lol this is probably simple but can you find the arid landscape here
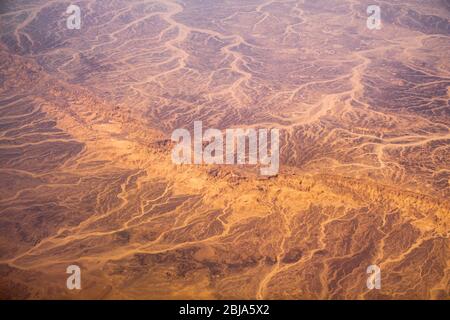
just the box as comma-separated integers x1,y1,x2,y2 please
0,0,449,299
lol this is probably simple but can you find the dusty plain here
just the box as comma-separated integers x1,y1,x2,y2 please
0,0,449,299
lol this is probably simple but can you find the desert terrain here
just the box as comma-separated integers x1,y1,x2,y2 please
0,0,449,299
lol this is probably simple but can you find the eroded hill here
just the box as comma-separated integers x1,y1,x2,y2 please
0,0,449,299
